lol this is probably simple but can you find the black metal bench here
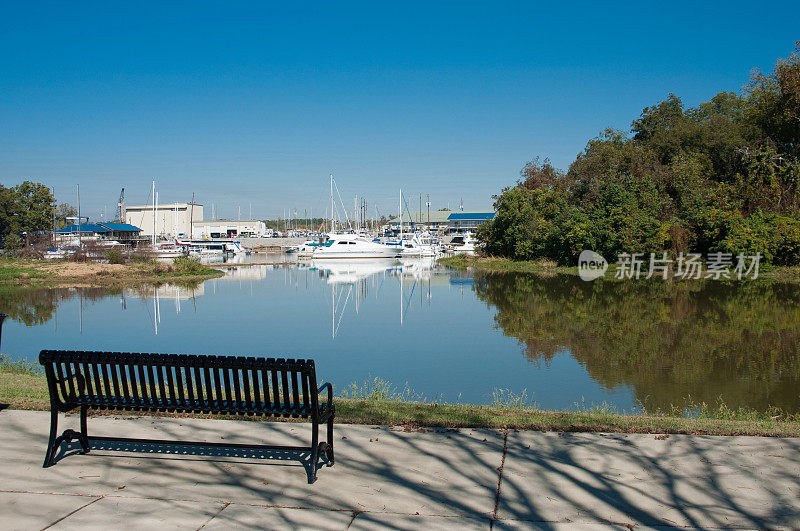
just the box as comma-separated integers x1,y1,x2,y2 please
39,350,335,482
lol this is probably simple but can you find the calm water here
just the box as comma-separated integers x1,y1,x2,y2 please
2,256,799,412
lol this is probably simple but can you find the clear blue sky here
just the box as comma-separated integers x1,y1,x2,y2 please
1,2,798,221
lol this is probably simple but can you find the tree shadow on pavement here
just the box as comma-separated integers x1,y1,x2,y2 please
5,412,800,529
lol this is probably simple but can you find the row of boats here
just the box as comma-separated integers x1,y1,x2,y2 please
288,232,476,259
44,237,249,260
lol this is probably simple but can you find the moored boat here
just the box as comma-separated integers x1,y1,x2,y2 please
312,233,401,259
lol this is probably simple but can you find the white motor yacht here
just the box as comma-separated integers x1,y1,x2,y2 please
450,233,477,256
312,233,401,259
400,232,438,258
152,242,185,259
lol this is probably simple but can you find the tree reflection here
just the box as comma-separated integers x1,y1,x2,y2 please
0,287,122,326
474,273,800,412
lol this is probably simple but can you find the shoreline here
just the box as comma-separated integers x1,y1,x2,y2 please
0,257,225,288
3,366,799,437
438,255,800,282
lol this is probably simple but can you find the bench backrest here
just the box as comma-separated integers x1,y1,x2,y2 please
39,350,320,418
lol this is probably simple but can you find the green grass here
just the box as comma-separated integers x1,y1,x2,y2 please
0,258,50,283
438,256,574,275
2,364,798,436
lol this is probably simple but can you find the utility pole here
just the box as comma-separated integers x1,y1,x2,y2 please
51,187,56,247
426,194,431,231
77,184,82,248
189,192,195,238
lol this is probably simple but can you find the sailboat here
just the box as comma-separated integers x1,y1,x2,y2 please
149,180,185,259
312,175,401,259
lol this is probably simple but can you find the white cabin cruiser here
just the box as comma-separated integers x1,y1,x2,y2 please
312,233,401,259
450,233,477,256
400,232,438,258
176,238,248,255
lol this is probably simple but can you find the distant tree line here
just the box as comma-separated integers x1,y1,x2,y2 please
479,43,800,265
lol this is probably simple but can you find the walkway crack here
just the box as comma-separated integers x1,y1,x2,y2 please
345,510,362,529
197,501,230,530
490,429,509,528
40,495,103,531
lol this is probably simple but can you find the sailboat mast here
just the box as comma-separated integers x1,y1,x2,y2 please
399,189,402,238
77,184,81,248
330,174,334,233
151,180,156,245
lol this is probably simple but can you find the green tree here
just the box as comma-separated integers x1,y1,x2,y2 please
481,43,800,266
0,181,56,248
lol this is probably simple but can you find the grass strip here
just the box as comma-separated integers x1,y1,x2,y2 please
3,367,798,437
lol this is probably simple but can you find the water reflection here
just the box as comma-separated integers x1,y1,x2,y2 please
2,265,799,411
473,273,800,411
0,287,121,327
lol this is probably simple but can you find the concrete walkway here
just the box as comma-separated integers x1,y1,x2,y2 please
1,409,799,529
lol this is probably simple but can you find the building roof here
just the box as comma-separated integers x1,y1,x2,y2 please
387,210,453,225
56,222,142,234
100,223,142,232
447,212,495,221
192,219,263,226
125,203,202,209
56,223,110,234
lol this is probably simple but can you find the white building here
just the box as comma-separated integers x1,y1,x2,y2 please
191,219,267,238
125,203,204,238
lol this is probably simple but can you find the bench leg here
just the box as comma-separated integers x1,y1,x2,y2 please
326,415,335,465
43,408,59,468
79,405,91,454
309,419,320,483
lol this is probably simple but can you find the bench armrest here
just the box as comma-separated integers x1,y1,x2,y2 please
317,382,333,411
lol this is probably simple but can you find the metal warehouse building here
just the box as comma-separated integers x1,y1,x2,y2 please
191,220,267,238
125,203,203,238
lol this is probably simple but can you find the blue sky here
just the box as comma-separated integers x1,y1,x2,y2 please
1,2,798,221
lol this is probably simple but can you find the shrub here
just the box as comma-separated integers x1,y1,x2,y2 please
172,255,207,274
105,249,126,264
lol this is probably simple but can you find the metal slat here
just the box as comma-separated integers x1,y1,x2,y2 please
270,362,282,413
203,365,214,412
222,365,234,411
300,364,311,416
280,360,291,416
239,364,252,413
290,363,301,417
250,360,262,410
231,367,243,412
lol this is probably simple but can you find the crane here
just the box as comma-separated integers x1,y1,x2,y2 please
116,188,125,222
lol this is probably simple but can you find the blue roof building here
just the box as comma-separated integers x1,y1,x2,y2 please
446,212,495,232
55,222,143,243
